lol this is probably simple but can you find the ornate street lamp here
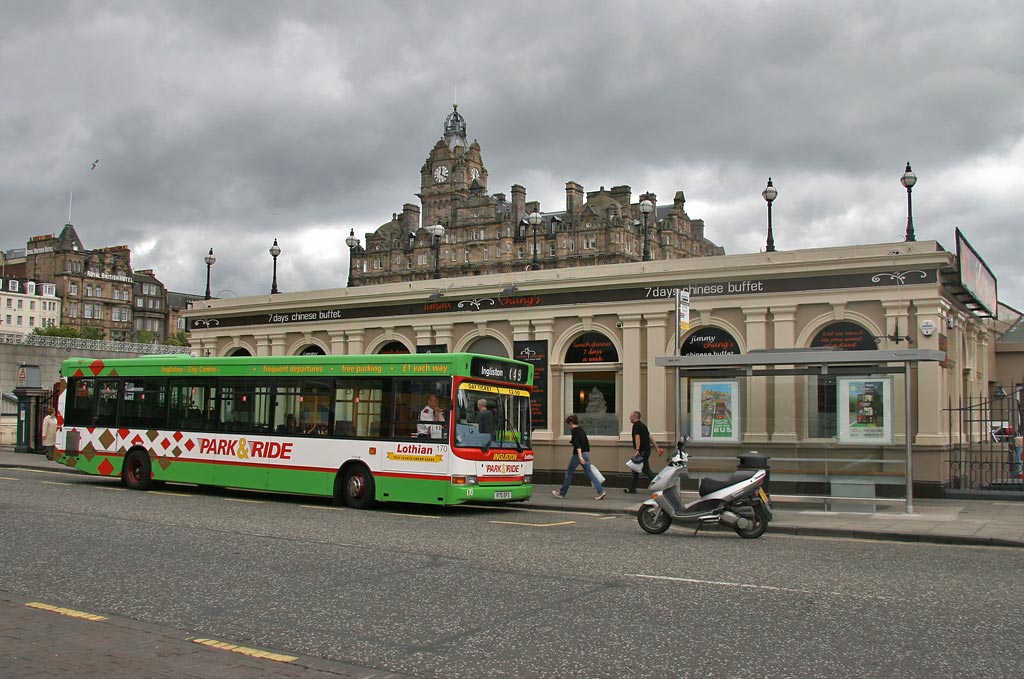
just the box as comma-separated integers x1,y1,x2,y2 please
427,223,445,279
527,211,542,270
762,178,778,253
901,162,917,242
640,198,654,261
345,228,360,287
269,238,281,294
203,247,216,300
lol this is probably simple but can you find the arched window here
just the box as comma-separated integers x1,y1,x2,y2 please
465,336,508,358
298,345,326,356
680,327,740,356
563,332,619,435
377,341,410,355
808,321,875,438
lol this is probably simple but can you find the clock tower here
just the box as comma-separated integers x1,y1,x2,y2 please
419,104,487,228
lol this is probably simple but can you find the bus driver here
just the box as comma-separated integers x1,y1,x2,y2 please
417,393,445,439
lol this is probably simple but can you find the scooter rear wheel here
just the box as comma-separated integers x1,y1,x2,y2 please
638,504,672,534
733,503,768,539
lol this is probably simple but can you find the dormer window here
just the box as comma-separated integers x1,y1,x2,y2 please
7,280,18,292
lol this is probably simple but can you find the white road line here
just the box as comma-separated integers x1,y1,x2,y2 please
489,520,576,527
630,573,899,601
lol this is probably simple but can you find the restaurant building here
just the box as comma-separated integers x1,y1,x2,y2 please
186,235,1004,499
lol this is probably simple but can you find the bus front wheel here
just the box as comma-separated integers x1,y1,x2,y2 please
122,450,153,490
340,465,375,510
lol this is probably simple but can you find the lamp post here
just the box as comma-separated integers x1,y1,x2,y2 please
640,198,654,261
901,162,917,242
527,211,542,270
203,248,216,300
345,229,359,287
269,238,281,294
427,223,445,279
762,177,777,253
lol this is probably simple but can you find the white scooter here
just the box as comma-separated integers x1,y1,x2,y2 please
637,437,773,538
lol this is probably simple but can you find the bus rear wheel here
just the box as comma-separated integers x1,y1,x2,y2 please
122,450,153,490
340,465,375,509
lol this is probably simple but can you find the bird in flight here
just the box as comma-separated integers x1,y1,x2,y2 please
91,159,99,169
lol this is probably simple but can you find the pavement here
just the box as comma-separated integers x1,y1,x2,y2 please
2,446,1023,549
2,445,1024,678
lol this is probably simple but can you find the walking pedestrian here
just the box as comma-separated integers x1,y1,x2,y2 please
553,415,606,500
42,407,58,460
624,410,662,494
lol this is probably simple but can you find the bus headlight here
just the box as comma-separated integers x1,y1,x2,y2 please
523,475,532,483
452,475,478,486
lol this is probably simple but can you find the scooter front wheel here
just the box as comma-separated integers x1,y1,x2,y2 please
638,504,672,534
733,503,768,539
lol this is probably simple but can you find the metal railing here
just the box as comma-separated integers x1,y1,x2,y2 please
0,332,191,355
947,384,1023,492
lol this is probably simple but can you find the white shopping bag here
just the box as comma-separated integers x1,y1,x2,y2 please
590,464,606,484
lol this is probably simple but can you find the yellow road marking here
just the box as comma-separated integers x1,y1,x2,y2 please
224,498,262,503
152,491,191,496
489,520,576,527
26,602,107,621
300,505,344,511
95,485,123,490
41,481,72,486
0,476,18,481
190,638,298,663
389,512,440,519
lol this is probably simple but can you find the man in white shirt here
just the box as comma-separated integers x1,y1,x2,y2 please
417,394,445,439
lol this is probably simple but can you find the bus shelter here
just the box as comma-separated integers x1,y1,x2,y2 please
655,348,946,513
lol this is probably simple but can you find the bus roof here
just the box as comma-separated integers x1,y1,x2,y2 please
60,352,534,385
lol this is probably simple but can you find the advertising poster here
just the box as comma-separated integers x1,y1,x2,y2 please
514,339,548,430
837,377,892,443
691,380,740,442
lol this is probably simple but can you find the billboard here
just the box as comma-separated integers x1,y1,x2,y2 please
956,228,997,317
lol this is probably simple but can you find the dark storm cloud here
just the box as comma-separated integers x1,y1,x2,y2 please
2,0,1023,308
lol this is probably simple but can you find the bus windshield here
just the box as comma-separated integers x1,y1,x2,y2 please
454,383,531,451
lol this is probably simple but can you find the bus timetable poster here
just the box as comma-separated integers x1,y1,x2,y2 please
691,380,739,443
838,377,893,444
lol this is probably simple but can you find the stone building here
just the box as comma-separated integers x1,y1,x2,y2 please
349,106,724,286
21,224,136,341
0,276,60,335
133,269,169,341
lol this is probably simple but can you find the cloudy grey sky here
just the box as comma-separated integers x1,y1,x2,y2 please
3,1,1022,308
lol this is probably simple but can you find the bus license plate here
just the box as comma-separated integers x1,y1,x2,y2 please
494,491,512,500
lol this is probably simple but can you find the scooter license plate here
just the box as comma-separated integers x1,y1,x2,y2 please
757,488,769,503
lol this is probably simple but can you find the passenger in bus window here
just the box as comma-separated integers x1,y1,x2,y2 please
476,399,495,435
417,394,445,439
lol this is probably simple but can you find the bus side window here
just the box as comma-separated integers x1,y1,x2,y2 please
334,378,388,438
96,379,120,427
66,378,96,426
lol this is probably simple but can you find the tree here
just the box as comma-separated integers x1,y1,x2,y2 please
80,327,104,340
137,330,155,344
31,326,82,338
165,330,191,347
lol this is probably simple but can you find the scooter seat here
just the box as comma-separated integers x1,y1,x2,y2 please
698,470,758,496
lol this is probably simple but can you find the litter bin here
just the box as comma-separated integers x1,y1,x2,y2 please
737,450,770,493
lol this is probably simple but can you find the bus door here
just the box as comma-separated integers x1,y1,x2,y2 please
383,378,451,478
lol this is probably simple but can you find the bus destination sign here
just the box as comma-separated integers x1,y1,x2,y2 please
470,357,530,385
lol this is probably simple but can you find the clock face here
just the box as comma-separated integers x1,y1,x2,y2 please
433,165,449,183
470,168,480,181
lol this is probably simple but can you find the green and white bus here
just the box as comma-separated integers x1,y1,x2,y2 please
55,353,534,508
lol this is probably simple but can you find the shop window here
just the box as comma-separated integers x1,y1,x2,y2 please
807,321,875,438
563,332,619,436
